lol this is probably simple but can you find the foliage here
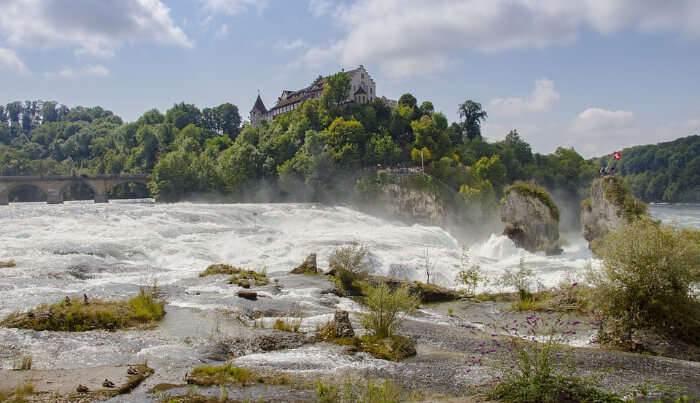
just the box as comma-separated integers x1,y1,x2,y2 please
599,135,700,202
329,242,370,293
188,364,253,385
1,287,165,331
601,176,648,221
458,100,487,140
480,311,623,403
316,377,418,403
505,181,560,221
454,246,485,295
588,217,700,345
363,283,419,338
0,92,610,211
495,257,539,302
273,316,302,332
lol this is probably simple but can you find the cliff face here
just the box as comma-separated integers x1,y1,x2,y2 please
500,185,562,255
376,183,444,223
581,178,625,246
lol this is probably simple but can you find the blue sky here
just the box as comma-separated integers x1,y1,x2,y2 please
1,0,699,157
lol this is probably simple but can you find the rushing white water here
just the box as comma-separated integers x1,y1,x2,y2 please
0,201,697,374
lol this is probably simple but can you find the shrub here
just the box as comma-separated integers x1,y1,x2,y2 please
363,283,419,338
482,312,622,403
329,243,370,293
589,217,700,344
454,246,485,296
496,257,538,303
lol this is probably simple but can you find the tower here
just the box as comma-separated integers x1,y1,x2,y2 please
250,93,267,126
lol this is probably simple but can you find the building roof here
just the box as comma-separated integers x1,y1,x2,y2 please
354,86,367,95
251,94,267,113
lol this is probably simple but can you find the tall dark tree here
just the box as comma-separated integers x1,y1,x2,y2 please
458,100,487,140
165,102,202,130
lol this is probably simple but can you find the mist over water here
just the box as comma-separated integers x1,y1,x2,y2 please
0,201,697,373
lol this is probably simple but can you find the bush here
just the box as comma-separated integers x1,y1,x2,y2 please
482,311,622,403
454,246,485,295
589,217,700,344
329,243,370,294
363,283,419,338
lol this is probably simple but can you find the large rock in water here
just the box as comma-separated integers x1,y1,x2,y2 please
376,183,444,223
331,310,355,338
500,182,562,255
290,253,318,274
581,177,647,251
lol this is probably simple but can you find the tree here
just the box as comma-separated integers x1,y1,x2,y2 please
398,93,417,110
321,72,351,111
458,100,487,140
165,102,202,130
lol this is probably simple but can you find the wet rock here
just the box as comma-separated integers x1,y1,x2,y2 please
290,253,319,274
216,332,311,357
237,290,257,300
76,384,89,393
500,182,562,255
332,310,355,338
365,276,459,303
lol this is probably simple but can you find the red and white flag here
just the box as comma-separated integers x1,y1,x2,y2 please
613,152,621,160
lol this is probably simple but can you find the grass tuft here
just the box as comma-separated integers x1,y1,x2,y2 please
1,288,165,331
0,260,16,268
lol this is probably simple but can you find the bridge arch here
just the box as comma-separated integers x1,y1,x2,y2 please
4,183,47,203
106,181,150,200
59,179,98,202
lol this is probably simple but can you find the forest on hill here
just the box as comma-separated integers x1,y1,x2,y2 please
597,135,700,203
1,72,695,216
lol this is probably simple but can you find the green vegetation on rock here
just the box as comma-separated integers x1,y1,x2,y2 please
186,364,289,386
0,260,16,268
505,181,559,220
0,288,165,331
200,264,269,287
601,176,648,221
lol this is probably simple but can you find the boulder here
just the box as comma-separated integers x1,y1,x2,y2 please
331,310,355,338
290,253,319,274
500,182,562,255
236,291,257,300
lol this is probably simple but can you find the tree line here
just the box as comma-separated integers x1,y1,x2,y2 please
6,72,688,218
598,135,700,203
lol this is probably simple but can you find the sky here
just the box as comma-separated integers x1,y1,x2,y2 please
1,0,700,158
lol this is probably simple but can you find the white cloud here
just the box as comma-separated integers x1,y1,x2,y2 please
0,47,28,73
0,0,192,58
489,79,560,116
215,24,230,39
308,0,333,17
573,107,635,133
277,39,308,51
45,64,111,79
304,0,700,77
200,0,267,16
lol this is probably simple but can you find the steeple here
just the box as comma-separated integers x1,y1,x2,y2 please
251,93,267,113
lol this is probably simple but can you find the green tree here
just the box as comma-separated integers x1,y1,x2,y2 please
458,100,487,140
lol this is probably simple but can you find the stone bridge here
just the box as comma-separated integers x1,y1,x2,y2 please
0,175,150,205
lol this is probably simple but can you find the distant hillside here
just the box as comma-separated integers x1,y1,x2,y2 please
597,135,700,203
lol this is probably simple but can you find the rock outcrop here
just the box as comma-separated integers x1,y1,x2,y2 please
581,177,647,250
236,290,257,300
375,183,444,223
330,310,355,338
500,182,562,255
290,253,319,274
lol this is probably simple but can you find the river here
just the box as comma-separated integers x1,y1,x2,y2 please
0,201,697,390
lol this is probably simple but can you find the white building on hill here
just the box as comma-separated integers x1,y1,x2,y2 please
250,65,393,126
